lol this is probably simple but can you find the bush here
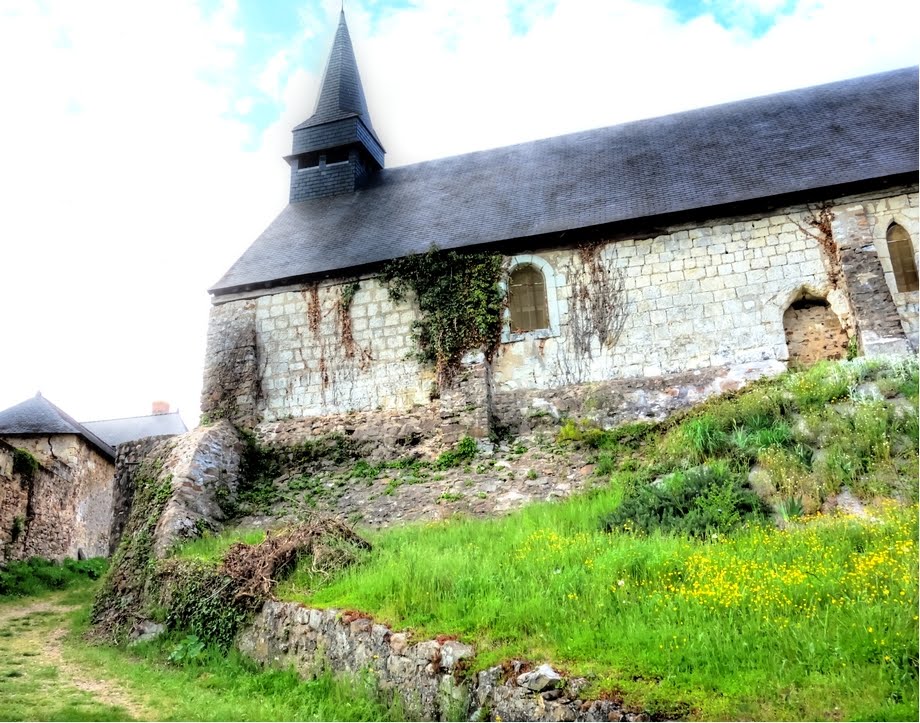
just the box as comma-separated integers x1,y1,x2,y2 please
0,557,107,598
602,461,765,538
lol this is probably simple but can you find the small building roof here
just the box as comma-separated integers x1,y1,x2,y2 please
81,411,188,448
0,393,115,460
210,66,919,296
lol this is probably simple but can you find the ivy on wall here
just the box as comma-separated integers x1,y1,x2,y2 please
381,247,506,384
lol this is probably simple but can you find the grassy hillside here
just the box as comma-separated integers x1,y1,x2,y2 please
177,356,919,720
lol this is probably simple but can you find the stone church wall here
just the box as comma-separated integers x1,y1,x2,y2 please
861,192,919,348
0,435,115,563
202,187,917,437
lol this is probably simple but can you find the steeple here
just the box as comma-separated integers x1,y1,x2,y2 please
286,11,385,202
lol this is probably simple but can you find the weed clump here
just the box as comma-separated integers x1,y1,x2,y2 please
11,448,39,480
434,436,478,470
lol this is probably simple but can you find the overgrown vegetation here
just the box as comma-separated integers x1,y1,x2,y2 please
0,557,107,599
90,453,175,643
602,461,766,537
81,357,917,720
269,357,918,721
380,246,505,383
434,435,478,470
11,448,39,480
225,431,365,516
94,510,370,652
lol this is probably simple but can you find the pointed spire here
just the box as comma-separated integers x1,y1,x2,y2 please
286,10,384,201
295,10,377,138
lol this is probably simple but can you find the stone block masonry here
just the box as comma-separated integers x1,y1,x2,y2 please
202,187,917,437
858,192,919,350
831,203,912,356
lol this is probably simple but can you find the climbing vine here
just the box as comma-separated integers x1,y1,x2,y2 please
90,452,176,643
555,242,628,385
380,247,506,384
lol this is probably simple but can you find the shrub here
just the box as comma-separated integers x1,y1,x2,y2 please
557,419,584,444
602,461,765,538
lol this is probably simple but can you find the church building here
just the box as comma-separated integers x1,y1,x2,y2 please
202,12,918,444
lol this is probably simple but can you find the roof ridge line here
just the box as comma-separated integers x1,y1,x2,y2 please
81,410,182,424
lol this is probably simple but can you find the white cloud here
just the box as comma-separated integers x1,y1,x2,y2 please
0,0,916,428
0,0,275,423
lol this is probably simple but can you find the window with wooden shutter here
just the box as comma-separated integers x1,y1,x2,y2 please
887,223,918,293
508,265,548,332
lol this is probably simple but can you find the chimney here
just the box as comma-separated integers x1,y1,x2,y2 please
152,401,170,415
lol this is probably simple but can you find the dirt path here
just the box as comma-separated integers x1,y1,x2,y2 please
0,592,152,721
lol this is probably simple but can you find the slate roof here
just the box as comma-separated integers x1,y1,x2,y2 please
0,393,115,460
82,412,188,448
211,66,919,296
293,10,381,145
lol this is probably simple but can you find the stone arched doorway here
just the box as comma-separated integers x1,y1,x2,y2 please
783,295,848,365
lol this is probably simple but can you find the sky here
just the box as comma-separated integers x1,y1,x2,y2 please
0,0,917,429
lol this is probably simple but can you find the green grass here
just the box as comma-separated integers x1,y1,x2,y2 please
277,497,917,720
174,528,267,563
0,587,137,721
71,633,407,722
0,557,108,599
0,585,406,722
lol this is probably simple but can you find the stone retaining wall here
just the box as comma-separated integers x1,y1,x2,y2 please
239,600,647,722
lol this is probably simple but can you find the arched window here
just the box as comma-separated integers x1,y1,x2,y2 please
887,223,918,293
508,264,548,332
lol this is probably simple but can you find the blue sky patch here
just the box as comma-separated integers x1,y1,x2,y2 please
665,0,799,37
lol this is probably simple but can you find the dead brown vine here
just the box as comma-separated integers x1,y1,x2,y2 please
790,204,840,287
303,285,329,391
337,286,357,359
220,518,371,604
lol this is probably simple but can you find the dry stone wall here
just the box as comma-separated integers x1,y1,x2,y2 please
239,600,647,722
0,442,30,564
201,188,916,437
